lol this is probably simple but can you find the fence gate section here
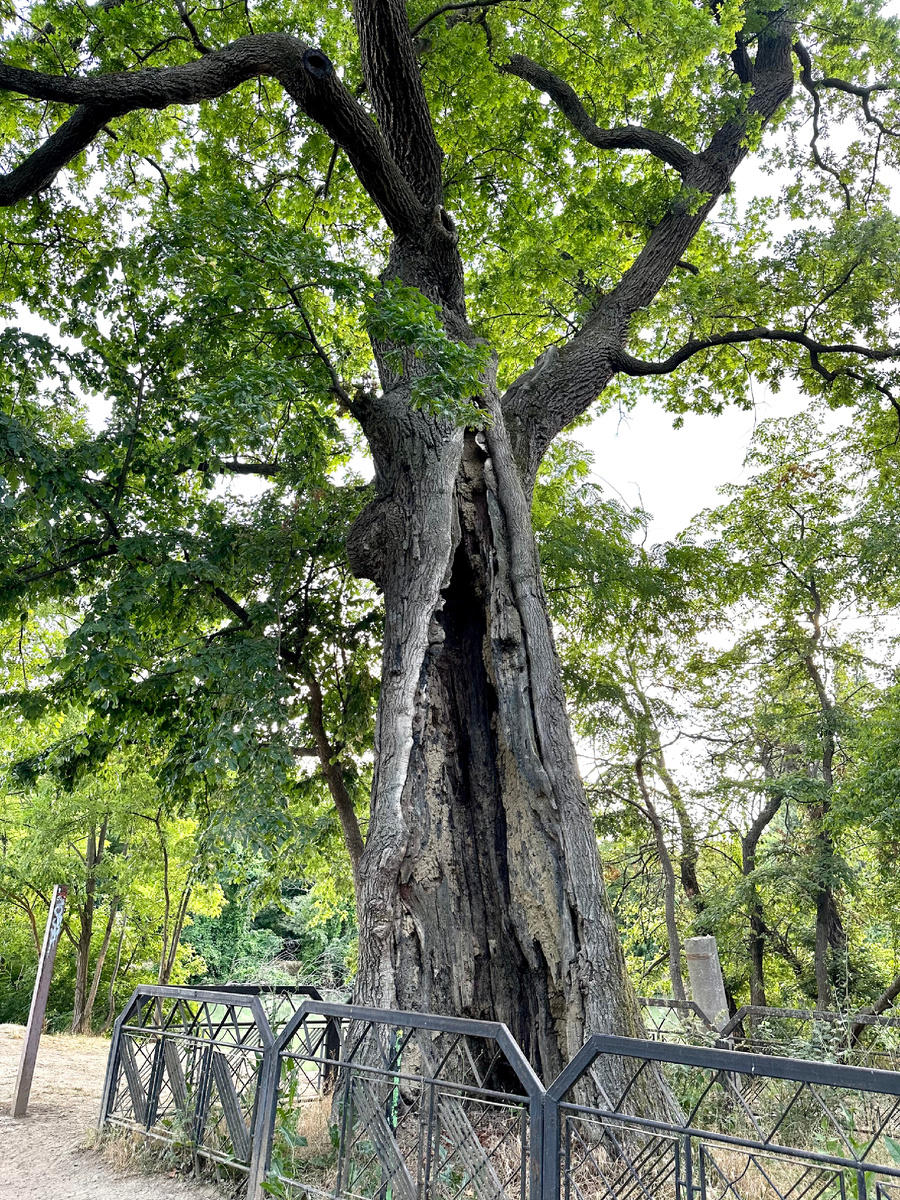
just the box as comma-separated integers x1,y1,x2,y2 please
99,984,322,1183
547,1034,900,1200
258,1000,546,1200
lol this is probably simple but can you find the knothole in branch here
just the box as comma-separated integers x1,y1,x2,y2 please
302,48,333,79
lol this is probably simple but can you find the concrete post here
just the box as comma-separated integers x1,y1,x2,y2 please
685,935,728,1030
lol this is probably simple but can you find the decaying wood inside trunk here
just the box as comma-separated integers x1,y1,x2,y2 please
351,411,646,1086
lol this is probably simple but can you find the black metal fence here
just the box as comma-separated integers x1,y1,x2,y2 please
99,984,325,1183
638,996,900,1069
549,1035,900,1200
99,989,900,1200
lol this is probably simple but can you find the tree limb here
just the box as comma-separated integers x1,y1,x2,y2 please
850,973,900,1043
814,72,900,139
0,104,123,205
172,0,212,56
501,54,698,176
198,458,285,476
501,13,797,480
613,326,900,380
0,35,428,234
211,586,252,627
353,0,444,208
410,0,519,37
794,41,852,210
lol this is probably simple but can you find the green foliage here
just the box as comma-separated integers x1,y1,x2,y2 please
365,282,492,426
0,0,900,1035
558,408,900,1010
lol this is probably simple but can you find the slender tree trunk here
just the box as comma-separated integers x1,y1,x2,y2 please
101,913,129,1034
159,885,192,986
802,596,847,1011
630,682,704,912
303,669,365,888
634,759,687,1003
741,795,782,1010
81,898,118,1032
813,839,846,1010
72,818,107,1033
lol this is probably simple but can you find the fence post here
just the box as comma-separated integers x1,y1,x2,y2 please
245,1024,284,1199
11,883,68,1118
540,1090,559,1200
98,992,136,1127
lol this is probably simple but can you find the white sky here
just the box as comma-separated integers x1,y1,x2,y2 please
580,385,846,543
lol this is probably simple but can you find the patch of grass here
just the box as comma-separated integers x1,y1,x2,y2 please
85,1125,244,1197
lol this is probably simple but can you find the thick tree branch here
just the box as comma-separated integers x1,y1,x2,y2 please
210,585,252,627
501,12,797,480
354,0,444,209
851,974,900,1043
0,104,122,204
501,54,698,176
613,327,900,379
215,459,284,476
0,35,428,233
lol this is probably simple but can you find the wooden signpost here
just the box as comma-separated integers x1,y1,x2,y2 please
11,884,68,1118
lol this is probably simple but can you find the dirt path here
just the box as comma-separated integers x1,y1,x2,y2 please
0,1023,222,1200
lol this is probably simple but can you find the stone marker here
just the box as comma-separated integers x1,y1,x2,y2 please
685,934,728,1030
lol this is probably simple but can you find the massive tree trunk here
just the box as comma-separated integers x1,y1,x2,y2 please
343,3,793,1085
349,369,645,1083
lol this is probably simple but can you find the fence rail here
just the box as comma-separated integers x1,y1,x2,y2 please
638,997,900,1064
100,990,900,1200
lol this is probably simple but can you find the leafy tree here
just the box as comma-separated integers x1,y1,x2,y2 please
2,0,900,1080
0,741,225,1028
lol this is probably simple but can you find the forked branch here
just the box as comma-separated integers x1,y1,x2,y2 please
814,70,900,138
0,34,427,233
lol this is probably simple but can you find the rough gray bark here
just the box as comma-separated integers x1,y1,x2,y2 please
350,406,647,1079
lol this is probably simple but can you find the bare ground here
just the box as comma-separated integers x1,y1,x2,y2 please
0,1023,223,1200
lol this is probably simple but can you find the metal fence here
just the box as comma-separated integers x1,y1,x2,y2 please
258,1000,545,1200
99,989,900,1200
638,997,900,1068
638,998,718,1043
549,1035,900,1200
720,1006,900,1069
99,984,324,1182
